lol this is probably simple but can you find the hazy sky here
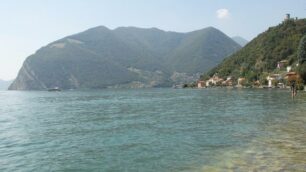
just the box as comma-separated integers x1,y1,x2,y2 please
0,0,305,80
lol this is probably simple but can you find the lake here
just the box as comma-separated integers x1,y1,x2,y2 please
0,88,306,171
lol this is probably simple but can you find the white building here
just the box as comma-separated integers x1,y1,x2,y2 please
197,81,205,88
206,76,223,86
266,74,281,88
266,76,275,88
287,66,292,72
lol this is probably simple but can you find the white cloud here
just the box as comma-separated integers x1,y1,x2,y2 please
216,9,230,19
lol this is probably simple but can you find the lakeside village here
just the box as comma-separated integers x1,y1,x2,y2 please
194,14,306,91
196,60,301,89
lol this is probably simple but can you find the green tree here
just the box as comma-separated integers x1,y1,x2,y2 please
297,35,306,82
298,35,306,64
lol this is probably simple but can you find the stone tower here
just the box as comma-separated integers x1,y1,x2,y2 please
285,13,290,21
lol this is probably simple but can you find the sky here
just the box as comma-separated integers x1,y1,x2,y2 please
0,0,305,80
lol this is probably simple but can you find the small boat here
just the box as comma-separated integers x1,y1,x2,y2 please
48,87,61,92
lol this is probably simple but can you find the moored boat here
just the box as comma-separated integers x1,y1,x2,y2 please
48,87,61,92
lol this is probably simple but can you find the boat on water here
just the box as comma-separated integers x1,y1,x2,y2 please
48,87,61,92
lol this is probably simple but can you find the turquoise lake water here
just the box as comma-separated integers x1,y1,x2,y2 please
0,88,306,171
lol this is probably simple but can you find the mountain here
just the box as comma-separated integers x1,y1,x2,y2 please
9,26,241,90
232,36,249,46
167,27,241,74
0,80,12,90
203,18,306,84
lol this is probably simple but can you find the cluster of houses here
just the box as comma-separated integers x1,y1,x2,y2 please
197,75,244,88
197,75,233,88
197,59,299,89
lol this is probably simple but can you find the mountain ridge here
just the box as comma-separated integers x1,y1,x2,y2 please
9,26,241,90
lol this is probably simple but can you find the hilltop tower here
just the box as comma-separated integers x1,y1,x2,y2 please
284,13,290,21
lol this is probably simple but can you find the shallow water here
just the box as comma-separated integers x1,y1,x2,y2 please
0,89,305,171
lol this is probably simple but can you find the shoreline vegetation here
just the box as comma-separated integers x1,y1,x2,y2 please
183,83,306,91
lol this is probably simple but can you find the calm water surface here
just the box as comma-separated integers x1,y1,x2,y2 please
0,89,306,171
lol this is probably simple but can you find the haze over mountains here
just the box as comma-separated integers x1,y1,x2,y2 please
0,80,12,90
9,26,241,90
231,36,249,46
